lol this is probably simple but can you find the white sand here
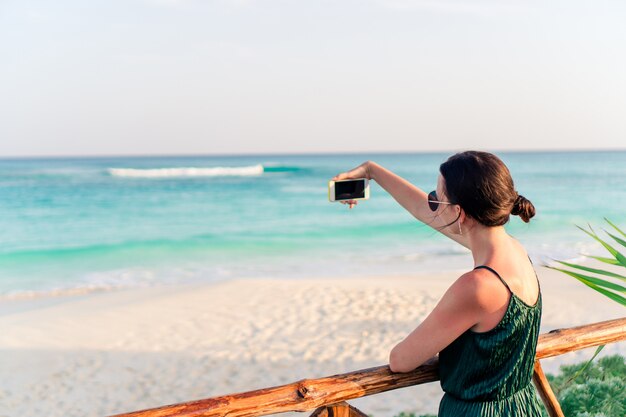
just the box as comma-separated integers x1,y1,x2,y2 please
0,268,624,417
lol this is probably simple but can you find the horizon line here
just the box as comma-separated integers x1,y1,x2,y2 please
1,147,625,161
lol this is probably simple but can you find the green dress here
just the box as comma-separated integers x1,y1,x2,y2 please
437,265,543,416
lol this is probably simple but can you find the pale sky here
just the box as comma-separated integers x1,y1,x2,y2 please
1,0,625,157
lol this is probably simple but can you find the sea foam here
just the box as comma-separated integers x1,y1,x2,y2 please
107,164,264,178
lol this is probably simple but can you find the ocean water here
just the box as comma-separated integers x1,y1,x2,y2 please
0,151,625,298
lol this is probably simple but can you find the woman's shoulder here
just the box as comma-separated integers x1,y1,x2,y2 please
449,269,510,313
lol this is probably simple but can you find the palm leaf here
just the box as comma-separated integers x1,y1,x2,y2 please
550,220,624,389
553,220,626,308
586,255,620,266
550,267,626,294
575,276,626,306
605,217,626,239
556,345,605,395
582,280,626,306
554,260,626,281
605,230,626,249
576,225,626,267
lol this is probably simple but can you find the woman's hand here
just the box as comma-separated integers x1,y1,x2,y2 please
331,161,372,210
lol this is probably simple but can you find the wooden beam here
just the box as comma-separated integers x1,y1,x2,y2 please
109,361,439,417
110,317,626,417
532,360,564,417
536,317,626,359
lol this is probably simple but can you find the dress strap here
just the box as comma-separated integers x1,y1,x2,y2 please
474,265,512,294
528,255,542,291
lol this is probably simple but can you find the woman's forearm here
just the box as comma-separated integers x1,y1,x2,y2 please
367,161,431,222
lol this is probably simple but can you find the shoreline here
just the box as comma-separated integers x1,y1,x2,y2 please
1,269,624,417
1,230,617,301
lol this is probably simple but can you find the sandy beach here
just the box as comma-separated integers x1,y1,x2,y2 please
1,267,624,417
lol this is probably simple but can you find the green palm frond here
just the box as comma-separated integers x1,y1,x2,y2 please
576,224,626,268
586,255,621,266
549,267,626,293
553,260,626,281
605,231,626,249
548,220,625,384
604,217,626,239
550,220,626,308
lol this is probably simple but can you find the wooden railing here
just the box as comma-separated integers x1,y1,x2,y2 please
111,317,626,417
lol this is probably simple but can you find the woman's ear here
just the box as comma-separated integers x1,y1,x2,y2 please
458,207,466,224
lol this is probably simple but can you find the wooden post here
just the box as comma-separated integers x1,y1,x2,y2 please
310,402,369,417
532,360,564,417
348,404,369,417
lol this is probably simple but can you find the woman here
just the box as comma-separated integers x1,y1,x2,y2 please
332,151,542,416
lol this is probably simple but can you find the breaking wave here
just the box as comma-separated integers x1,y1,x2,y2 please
107,164,264,178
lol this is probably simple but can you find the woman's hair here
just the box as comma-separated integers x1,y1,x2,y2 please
439,151,535,226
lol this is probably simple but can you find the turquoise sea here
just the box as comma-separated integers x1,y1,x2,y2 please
1,151,625,298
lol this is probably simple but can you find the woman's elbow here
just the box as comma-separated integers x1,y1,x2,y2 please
389,346,415,373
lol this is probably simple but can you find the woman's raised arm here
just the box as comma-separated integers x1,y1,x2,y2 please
333,161,470,249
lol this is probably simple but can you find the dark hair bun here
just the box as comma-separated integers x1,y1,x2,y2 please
511,194,535,223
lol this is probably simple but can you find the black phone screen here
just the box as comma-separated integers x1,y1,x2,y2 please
335,179,365,200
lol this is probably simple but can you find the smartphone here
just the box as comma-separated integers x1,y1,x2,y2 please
328,178,370,202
